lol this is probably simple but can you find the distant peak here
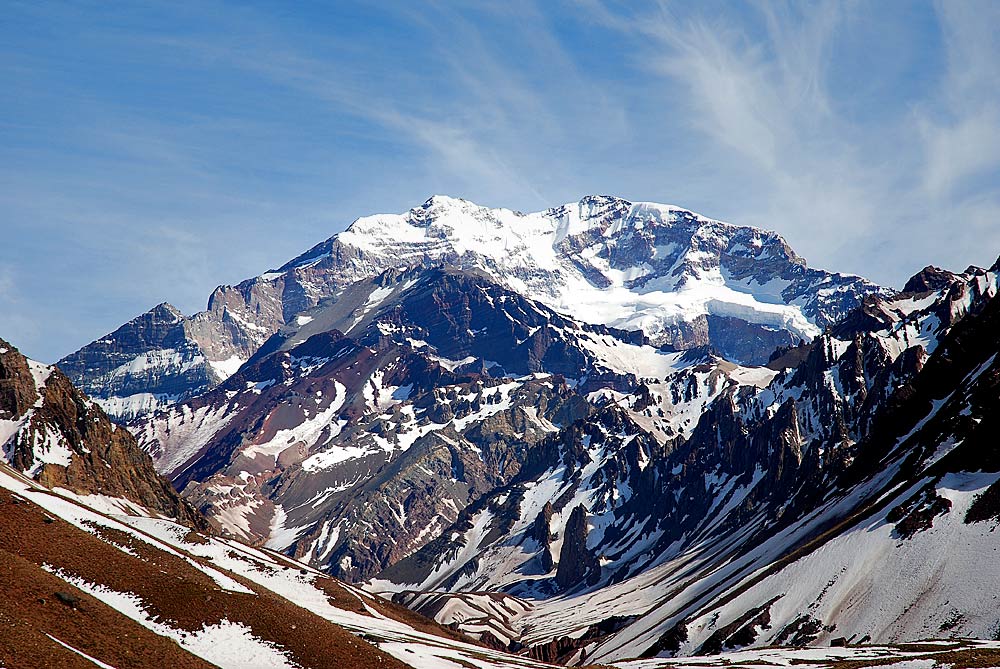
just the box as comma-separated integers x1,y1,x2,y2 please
577,194,630,207
901,266,958,295
148,302,183,320
420,194,471,209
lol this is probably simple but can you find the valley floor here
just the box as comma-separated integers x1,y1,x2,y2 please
612,641,1000,669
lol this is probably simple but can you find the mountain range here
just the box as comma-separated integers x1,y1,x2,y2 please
9,194,1000,668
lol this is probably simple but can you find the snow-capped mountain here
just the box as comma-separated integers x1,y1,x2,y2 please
276,195,883,354
56,301,266,422
59,195,886,420
47,194,1000,667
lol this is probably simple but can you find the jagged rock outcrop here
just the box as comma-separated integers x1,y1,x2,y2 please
530,502,555,572
0,339,202,526
555,505,600,589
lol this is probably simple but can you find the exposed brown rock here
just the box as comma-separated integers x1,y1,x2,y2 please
0,484,409,669
0,340,203,527
886,484,952,539
965,479,1000,524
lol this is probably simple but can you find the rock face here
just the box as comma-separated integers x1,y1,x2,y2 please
530,502,555,572
0,339,201,526
61,195,886,420
55,303,217,421
554,505,599,589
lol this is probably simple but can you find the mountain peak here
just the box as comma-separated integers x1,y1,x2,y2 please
62,195,888,420
150,301,183,319
1,342,203,525
420,193,472,209
901,265,960,295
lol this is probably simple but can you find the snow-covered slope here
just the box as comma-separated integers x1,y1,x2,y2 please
368,262,1000,664
10,443,991,669
279,195,884,360
612,641,1000,669
587,263,1000,662
61,195,886,420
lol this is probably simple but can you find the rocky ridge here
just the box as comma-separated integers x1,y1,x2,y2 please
134,266,749,581
0,338,201,526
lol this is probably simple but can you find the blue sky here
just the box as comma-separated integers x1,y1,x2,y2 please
3,1,1000,362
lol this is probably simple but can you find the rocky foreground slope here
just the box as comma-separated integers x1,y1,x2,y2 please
0,339,566,668
59,195,886,420
0,460,567,669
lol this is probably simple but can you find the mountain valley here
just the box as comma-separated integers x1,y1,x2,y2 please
9,195,1000,668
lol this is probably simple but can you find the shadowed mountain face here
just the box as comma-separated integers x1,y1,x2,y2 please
133,266,742,582
59,195,886,421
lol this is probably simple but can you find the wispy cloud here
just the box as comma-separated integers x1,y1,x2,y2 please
3,1,1000,360
917,1,1000,200
589,2,888,266
575,0,1000,280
